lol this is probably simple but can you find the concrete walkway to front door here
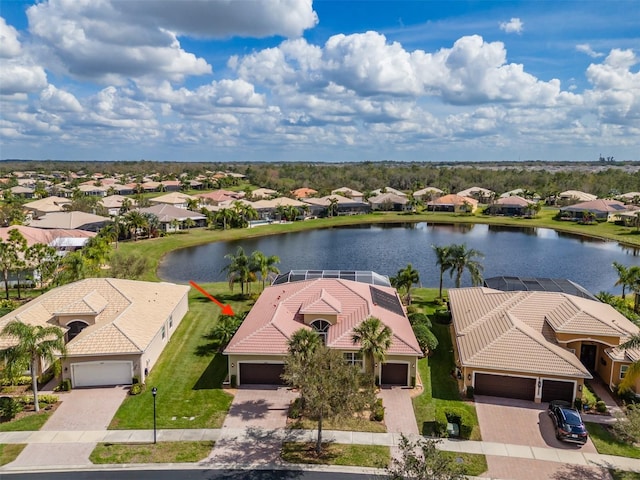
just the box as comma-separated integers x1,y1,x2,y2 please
202,386,298,466
7,386,129,469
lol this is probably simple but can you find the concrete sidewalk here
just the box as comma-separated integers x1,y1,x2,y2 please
1,428,639,473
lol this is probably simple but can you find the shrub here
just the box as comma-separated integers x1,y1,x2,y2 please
38,370,55,387
0,396,23,421
435,407,473,439
411,376,416,388
129,384,143,395
60,379,71,392
408,312,432,328
413,324,439,354
466,386,475,399
230,374,237,388
288,398,302,419
433,309,451,325
132,376,140,385
595,400,607,413
574,398,583,411
38,394,58,405
369,398,385,422
1,376,32,387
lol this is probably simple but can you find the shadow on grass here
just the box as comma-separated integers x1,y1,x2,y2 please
550,463,611,480
193,353,227,390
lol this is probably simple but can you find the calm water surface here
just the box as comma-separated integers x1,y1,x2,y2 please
158,223,640,294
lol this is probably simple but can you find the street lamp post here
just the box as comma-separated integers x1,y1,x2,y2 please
151,387,158,444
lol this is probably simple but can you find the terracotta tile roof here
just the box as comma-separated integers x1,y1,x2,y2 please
28,211,110,229
450,288,639,379
225,278,422,357
149,192,197,205
428,194,479,206
0,225,96,248
0,279,189,356
494,196,534,207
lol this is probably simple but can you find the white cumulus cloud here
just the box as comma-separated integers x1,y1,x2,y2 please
576,44,604,58
499,18,523,34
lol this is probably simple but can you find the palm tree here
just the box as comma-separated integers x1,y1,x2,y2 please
391,263,420,305
250,250,280,289
215,208,233,230
0,321,66,412
448,244,484,288
0,229,27,300
124,210,147,241
613,262,634,300
432,244,452,299
327,197,339,217
288,328,322,362
210,313,245,352
221,247,253,295
352,316,392,385
617,334,640,393
629,266,640,313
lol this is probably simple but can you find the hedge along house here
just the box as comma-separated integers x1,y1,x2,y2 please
224,270,422,387
449,287,640,403
0,278,189,388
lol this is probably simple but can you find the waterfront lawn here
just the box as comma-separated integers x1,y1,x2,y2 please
585,422,640,459
610,471,640,480
281,442,390,468
109,283,251,430
411,289,481,441
90,441,214,464
0,444,25,466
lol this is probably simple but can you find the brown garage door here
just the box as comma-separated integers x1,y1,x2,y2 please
239,363,285,385
381,363,408,386
474,373,536,400
541,379,574,403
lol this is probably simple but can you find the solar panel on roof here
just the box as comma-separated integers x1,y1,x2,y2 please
370,286,405,316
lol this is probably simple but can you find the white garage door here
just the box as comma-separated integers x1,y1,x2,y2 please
71,361,133,387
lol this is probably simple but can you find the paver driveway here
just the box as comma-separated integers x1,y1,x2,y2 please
8,386,128,468
474,395,610,480
203,386,298,465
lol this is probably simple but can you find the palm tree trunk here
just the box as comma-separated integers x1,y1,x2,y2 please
31,356,40,413
438,270,444,299
3,269,9,300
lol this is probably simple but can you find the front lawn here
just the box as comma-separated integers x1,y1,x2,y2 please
0,411,52,432
109,283,252,429
90,441,214,464
411,289,481,441
440,451,488,477
281,442,389,468
0,444,26,465
586,422,640,459
288,416,387,433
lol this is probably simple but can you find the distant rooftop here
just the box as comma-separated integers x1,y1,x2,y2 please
484,276,598,301
272,270,391,287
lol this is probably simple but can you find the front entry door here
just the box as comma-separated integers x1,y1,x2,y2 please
580,344,597,371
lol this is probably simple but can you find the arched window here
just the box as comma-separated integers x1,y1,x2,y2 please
310,319,331,344
66,321,89,341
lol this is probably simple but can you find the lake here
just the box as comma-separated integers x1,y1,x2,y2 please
157,223,640,294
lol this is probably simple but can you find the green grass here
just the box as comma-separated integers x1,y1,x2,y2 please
90,441,214,464
582,382,599,405
288,416,387,433
109,283,256,429
411,289,481,441
610,470,640,480
0,444,26,465
585,422,640,459
0,411,52,432
441,451,488,477
281,442,390,468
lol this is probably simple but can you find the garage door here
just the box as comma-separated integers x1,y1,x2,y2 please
381,363,408,386
541,379,574,403
239,363,285,385
71,361,133,388
474,373,536,400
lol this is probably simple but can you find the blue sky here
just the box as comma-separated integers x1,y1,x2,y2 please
1,0,638,162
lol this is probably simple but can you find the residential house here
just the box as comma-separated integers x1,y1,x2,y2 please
7,186,35,199
456,187,495,204
28,211,112,232
557,190,597,205
23,196,72,219
196,189,242,206
559,199,629,221
331,187,365,202
426,194,479,213
0,278,189,387
486,196,536,217
138,204,207,232
449,287,640,403
77,184,109,197
291,187,318,199
224,271,422,387
149,192,198,209
302,194,370,217
99,195,136,216
250,187,278,199
370,187,407,197
413,187,443,202
616,192,640,205
368,193,411,212
250,197,307,220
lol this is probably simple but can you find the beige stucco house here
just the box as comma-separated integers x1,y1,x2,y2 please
0,278,189,388
449,287,640,403
225,271,422,387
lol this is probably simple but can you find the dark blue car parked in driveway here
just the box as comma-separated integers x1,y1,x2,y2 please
548,400,588,445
